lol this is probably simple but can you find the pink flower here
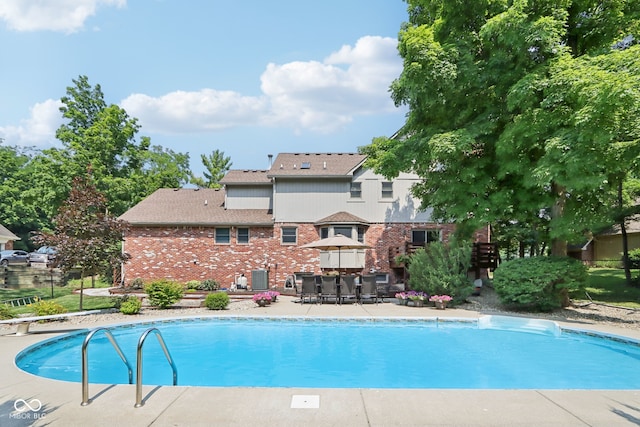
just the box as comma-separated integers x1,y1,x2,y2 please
253,292,273,302
429,295,452,302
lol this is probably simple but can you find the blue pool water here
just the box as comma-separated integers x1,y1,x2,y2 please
16,316,640,389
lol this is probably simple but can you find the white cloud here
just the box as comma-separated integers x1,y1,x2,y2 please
121,90,268,134
0,99,62,146
4,36,402,144
125,36,401,135
0,0,125,33
260,36,401,132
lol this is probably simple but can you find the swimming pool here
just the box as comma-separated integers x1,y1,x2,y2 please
16,316,640,389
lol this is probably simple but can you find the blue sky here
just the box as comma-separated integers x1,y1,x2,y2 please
0,0,409,177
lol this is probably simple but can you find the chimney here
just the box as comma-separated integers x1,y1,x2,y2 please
267,154,273,168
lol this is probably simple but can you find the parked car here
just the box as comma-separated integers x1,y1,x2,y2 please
0,249,30,266
28,246,57,266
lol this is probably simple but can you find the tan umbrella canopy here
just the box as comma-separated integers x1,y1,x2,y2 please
301,235,371,272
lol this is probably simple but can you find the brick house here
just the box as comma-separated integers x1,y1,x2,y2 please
120,152,490,289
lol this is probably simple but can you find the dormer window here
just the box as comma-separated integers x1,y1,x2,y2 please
301,162,311,169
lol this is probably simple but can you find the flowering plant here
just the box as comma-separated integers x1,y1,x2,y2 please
406,291,428,301
252,292,273,303
429,294,452,303
395,292,408,300
267,291,280,300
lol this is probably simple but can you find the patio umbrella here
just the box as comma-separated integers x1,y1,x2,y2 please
301,235,371,272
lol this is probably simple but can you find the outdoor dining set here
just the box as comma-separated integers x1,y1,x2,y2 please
298,274,382,304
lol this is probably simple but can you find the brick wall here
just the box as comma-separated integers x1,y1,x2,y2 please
122,223,490,288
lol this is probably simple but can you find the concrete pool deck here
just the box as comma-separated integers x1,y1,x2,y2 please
1,297,640,426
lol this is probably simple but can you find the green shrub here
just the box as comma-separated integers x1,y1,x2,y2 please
144,279,184,309
111,294,130,309
119,296,142,315
128,278,145,290
594,259,622,269
31,299,68,316
493,256,588,312
204,292,229,310
185,280,201,291
407,240,474,304
0,304,15,320
627,249,640,269
200,279,219,291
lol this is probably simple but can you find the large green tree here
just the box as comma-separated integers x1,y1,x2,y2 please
28,75,192,219
0,145,48,248
362,0,640,256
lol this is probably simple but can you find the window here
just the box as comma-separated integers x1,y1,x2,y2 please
381,181,393,199
215,228,230,244
357,226,366,243
281,227,297,244
320,227,329,239
237,227,249,244
412,229,441,245
334,226,352,239
350,182,362,198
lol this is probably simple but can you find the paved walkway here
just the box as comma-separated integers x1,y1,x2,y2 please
1,297,640,426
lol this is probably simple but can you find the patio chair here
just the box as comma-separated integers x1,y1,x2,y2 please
376,284,389,303
300,276,319,304
320,275,339,304
359,275,378,304
340,275,357,304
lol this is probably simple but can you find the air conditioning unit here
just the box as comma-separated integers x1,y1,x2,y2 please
251,270,269,290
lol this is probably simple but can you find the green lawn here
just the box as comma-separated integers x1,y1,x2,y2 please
569,268,640,308
1,278,117,316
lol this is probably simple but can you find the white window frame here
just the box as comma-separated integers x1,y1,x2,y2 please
237,227,249,244
350,181,362,198
215,227,231,244
281,227,297,245
381,181,393,199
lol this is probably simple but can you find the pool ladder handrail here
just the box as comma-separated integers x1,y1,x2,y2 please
81,327,134,406
135,327,178,408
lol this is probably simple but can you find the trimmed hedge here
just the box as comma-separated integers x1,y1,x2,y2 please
493,256,587,312
120,296,142,315
204,292,229,310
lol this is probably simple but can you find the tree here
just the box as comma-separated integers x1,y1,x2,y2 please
113,145,193,215
34,173,130,310
361,1,640,256
191,149,232,188
0,145,50,247
28,76,192,219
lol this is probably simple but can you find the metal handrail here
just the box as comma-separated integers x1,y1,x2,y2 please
135,327,178,408
81,327,133,406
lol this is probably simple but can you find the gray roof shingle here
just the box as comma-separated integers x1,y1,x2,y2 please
267,153,366,178
0,224,19,240
315,211,369,225
220,170,271,185
119,188,273,226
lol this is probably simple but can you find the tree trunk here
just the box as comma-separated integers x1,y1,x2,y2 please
79,274,84,311
618,180,633,286
550,182,568,257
